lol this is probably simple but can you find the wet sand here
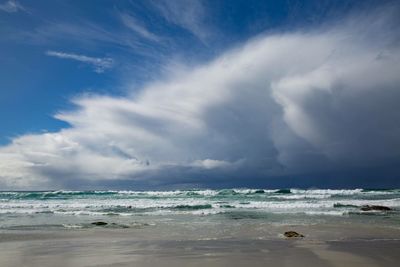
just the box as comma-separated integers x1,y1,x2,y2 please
1,224,400,267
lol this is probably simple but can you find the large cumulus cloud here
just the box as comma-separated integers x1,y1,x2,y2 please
1,6,400,189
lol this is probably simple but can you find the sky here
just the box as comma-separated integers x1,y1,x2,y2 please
0,0,400,190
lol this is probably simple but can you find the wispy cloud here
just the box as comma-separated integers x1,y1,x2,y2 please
0,0,24,13
120,13,160,42
150,0,210,43
13,20,166,60
45,50,114,73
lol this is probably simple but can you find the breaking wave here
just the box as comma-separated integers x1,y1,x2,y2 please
0,189,399,218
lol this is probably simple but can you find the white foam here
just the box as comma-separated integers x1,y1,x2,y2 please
0,189,399,217
291,189,364,195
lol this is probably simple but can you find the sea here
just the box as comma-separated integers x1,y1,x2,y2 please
1,189,399,231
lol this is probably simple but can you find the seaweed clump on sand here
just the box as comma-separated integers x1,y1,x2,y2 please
284,231,304,238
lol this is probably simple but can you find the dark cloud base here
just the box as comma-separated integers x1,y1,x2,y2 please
55,162,400,190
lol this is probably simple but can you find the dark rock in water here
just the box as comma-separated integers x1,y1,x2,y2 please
91,221,108,226
284,231,304,238
254,190,265,194
360,205,391,211
275,189,291,194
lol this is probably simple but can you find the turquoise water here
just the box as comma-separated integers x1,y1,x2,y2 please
0,189,399,230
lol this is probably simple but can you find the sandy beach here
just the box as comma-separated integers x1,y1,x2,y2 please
1,223,400,267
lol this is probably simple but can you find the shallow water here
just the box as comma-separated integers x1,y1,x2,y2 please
0,188,399,230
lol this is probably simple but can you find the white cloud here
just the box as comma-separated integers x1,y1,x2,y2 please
1,6,400,189
46,51,114,73
120,13,160,42
191,159,242,170
0,0,24,13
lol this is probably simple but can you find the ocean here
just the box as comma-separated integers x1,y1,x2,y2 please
1,188,399,231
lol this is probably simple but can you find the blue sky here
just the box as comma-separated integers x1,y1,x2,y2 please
1,0,400,189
